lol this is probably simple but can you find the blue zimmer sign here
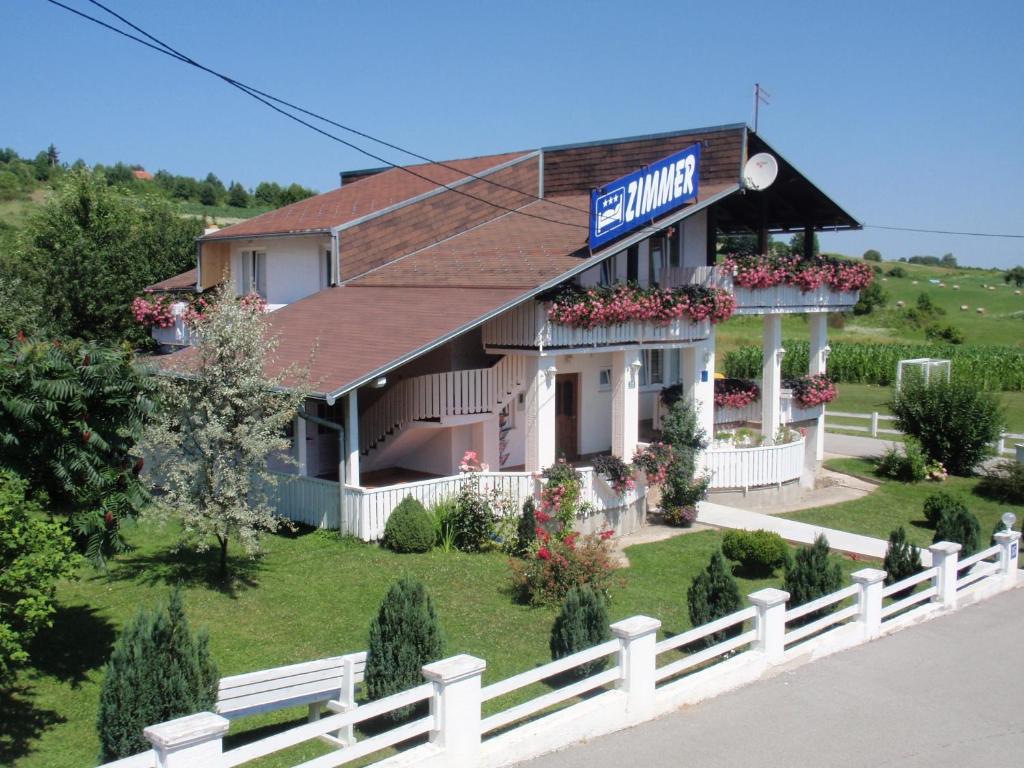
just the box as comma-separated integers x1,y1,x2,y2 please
589,143,700,249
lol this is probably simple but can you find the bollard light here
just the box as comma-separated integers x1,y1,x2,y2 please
1001,512,1017,532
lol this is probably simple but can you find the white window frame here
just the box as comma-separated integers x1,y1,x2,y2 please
640,349,664,389
241,249,267,298
648,235,668,287
598,368,612,391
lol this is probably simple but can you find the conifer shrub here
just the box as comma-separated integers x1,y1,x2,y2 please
96,589,218,762
783,535,843,625
381,496,434,553
515,497,537,558
883,527,923,599
922,491,967,528
549,585,610,678
721,529,790,577
365,578,444,721
686,551,742,647
933,506,981,557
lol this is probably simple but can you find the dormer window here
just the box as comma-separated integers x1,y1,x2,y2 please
241,250,267,298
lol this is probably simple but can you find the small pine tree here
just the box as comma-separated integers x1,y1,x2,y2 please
96,589,218,761
365,578,443,721
883,527,923,599
515,498,537,557
549,585,610,677
933,507,981,557
687,551,742,647
783,535,842,625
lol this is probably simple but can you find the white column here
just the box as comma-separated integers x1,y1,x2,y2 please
610,615,661,722
808,312,829,461
929,542,961,610
422,654,486,768
612,349,641,460
994,530,1021,588
294,415,308,476
694,332,715,440
761,315,783,440
144,712,229,768
851,568,886,640
525,354,557,472
474,415,500,471
749,587,789,664
345,392,360,486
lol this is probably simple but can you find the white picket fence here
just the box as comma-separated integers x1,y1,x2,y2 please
712,391,823,428
360,355,526,453
100,533,1021,768
824,410,1024,456
482,300,711,350
701,438,805,491
270,467,643,542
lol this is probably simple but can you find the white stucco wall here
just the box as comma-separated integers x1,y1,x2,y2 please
227,235,328,305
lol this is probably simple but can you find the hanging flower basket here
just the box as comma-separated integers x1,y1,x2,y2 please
787,373,838,407
721,253,874,293
714,378,760,408
545,283,735,329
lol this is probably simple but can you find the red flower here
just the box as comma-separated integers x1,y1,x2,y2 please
537,547,552,561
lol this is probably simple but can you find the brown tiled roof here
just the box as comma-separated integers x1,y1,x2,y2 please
145,268,197,292
202,151,530,241
154,286,528,396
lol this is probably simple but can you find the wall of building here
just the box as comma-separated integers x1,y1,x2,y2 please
226,234,328,305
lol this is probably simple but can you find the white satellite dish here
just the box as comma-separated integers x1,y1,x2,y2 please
743,153,779,191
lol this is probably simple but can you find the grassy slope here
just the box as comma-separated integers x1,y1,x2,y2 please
8,522,867,768
783,457,1024,548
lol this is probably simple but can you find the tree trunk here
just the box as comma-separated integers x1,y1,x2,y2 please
218,534,229,581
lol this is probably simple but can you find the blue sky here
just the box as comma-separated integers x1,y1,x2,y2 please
4,0,1023,267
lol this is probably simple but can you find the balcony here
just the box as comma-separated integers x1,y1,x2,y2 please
483,301,711,352
661,266,860,315
150,301,194,348
711,389,823,427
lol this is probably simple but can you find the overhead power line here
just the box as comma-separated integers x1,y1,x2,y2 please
43,0,591,231
864,224,1024,239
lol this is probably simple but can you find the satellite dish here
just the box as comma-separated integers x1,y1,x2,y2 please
743,153,779,191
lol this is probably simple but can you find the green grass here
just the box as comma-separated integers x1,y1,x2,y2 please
7,521,868,768
782,457,1024,549
175,200,273,223
825,382,1024,433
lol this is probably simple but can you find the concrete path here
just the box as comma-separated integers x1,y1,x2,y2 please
520,587,1024,768
696,500,932,566
824,431,901,458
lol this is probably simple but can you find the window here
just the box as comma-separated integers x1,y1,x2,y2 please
640,350,664,388
241,250,267,298
648,236,667,287
598,368,611,390
626,245,639,283
320,249,332,289
599,255,617,286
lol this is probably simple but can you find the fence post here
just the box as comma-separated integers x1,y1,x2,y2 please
329,653,360,746
610,615,661,721
144,712,229,768
994,530,1021,587
851,568,887,640
422,654,486,768
749,588,789,664
870,412,879,437
929,541,962,610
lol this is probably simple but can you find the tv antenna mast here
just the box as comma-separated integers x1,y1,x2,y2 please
753,83,771,132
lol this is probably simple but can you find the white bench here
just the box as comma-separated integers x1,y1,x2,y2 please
217,651,366,746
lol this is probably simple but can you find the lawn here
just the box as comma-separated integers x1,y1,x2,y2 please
6,521,868,768
782,457,1024,549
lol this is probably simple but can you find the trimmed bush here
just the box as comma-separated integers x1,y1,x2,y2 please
549,585,610,678
890,377,1003,476
783,535,843,625
381,496,434,553
933,506,981,557
922,491,967,528
721,529,790,577
96,589,218,762
515,498,537,558
686,551,742,647
975,460,1024,504
365,578,443,721
883,527,923,599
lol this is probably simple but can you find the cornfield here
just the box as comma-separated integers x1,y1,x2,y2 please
723,341,1024,391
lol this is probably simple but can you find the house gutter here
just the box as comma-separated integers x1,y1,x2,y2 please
320,183,742,401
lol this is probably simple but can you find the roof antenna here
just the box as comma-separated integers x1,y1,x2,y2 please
753,83,771,132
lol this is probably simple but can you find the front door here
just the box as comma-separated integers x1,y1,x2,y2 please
555,373,579,461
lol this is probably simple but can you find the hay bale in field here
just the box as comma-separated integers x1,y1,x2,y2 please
1016,290,1022,295
953,284,960,289
960,305,969,311
896,300,906,308
976,307,986,314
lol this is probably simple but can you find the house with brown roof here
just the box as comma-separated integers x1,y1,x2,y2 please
143,123,863,539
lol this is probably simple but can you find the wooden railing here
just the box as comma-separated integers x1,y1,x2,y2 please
701,437,805,491
482,301,711,350
149,301,194,347
360,355,526,453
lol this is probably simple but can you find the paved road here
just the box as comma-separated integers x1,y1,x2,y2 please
824,431,900,458
520,587,1024,768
